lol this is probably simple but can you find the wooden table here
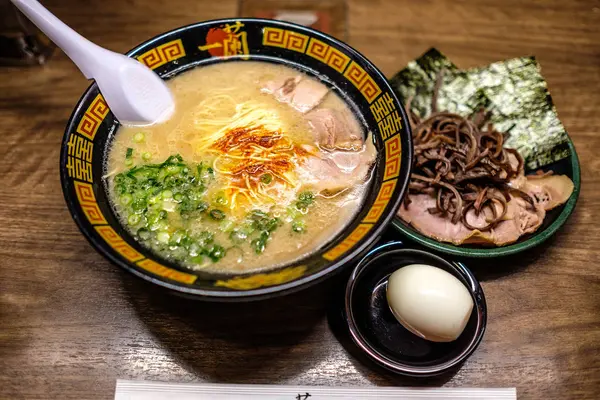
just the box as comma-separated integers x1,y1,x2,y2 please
1,0,599,398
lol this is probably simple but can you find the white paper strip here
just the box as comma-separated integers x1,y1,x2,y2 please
115,380,516,400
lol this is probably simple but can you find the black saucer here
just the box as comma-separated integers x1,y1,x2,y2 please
343,241,487,377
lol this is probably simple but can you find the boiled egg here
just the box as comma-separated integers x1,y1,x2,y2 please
386,264,474,342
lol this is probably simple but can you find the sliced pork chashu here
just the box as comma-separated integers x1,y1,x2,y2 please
305,108,363,151
297,139,377,194
399,194,546,246
264,76,376,195
262,75,329,113
301,104,376,194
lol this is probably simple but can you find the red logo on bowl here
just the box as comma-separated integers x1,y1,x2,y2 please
198,21,249,57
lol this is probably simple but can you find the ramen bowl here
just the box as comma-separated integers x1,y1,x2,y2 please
60,18,413,300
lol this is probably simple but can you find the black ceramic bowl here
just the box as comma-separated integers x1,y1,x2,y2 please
60,18,413,300
344,242,487,376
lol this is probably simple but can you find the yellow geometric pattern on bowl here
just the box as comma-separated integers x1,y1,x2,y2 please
214,265,307,290
370,91,403,140
384,134,401,181
66,155,93,183
73,181,107,225
323,223,373,261
94,225,145,263
67,133,93,162
137,39,185,70
305,37,351,73
137,259,197,285
262,27,310,53
343,61,382,104
363,179,398,224
76,93,109,141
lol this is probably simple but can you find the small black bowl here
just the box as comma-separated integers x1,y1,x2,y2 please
344,241,487,377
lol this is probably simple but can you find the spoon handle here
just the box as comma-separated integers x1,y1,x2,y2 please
10,0,100,78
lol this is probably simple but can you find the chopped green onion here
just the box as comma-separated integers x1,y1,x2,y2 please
137,227,151,240
260,173,273,184
163,154,183,164
147,210,165,225
178,196,195,212
133,132,145,143
299,191,314,203
264,217,280,232
114,183,126,195
169,230,185,245
296,191,315,211
292,220,305,233
207,244,226,261
209,209,225,220
219,219,234,232
286,206,300,221
112,154,233,267
229,229,248,244
161,199,177,212
197,231,214,245
149,220,167,232
214,191,228,206
120,194,133,206
250,214,279,232
188,242,200,257
156,231,170,243
251,238,265,254
249,209,269,221
189,255,204,264
128,214,141,225
197,201,209,212
251,232,269,254
131,198,146,212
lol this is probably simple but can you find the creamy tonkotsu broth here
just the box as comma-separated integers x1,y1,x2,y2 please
106,61,377,273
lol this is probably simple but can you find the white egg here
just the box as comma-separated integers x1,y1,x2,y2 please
386,264,474,343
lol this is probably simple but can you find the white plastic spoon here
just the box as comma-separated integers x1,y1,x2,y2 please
11,0,174,125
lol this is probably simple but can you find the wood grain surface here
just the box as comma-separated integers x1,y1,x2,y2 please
1,0,599,399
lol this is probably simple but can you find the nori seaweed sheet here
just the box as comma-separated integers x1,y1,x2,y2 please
389,48,570,170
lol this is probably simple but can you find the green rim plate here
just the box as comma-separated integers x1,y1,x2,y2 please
391,139,580,258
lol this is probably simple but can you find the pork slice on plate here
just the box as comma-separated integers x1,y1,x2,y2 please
466,197,545,246
262,75,328,113
523,174,574,211
506,150,573,212
399,193,546,246
399,194,477,245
